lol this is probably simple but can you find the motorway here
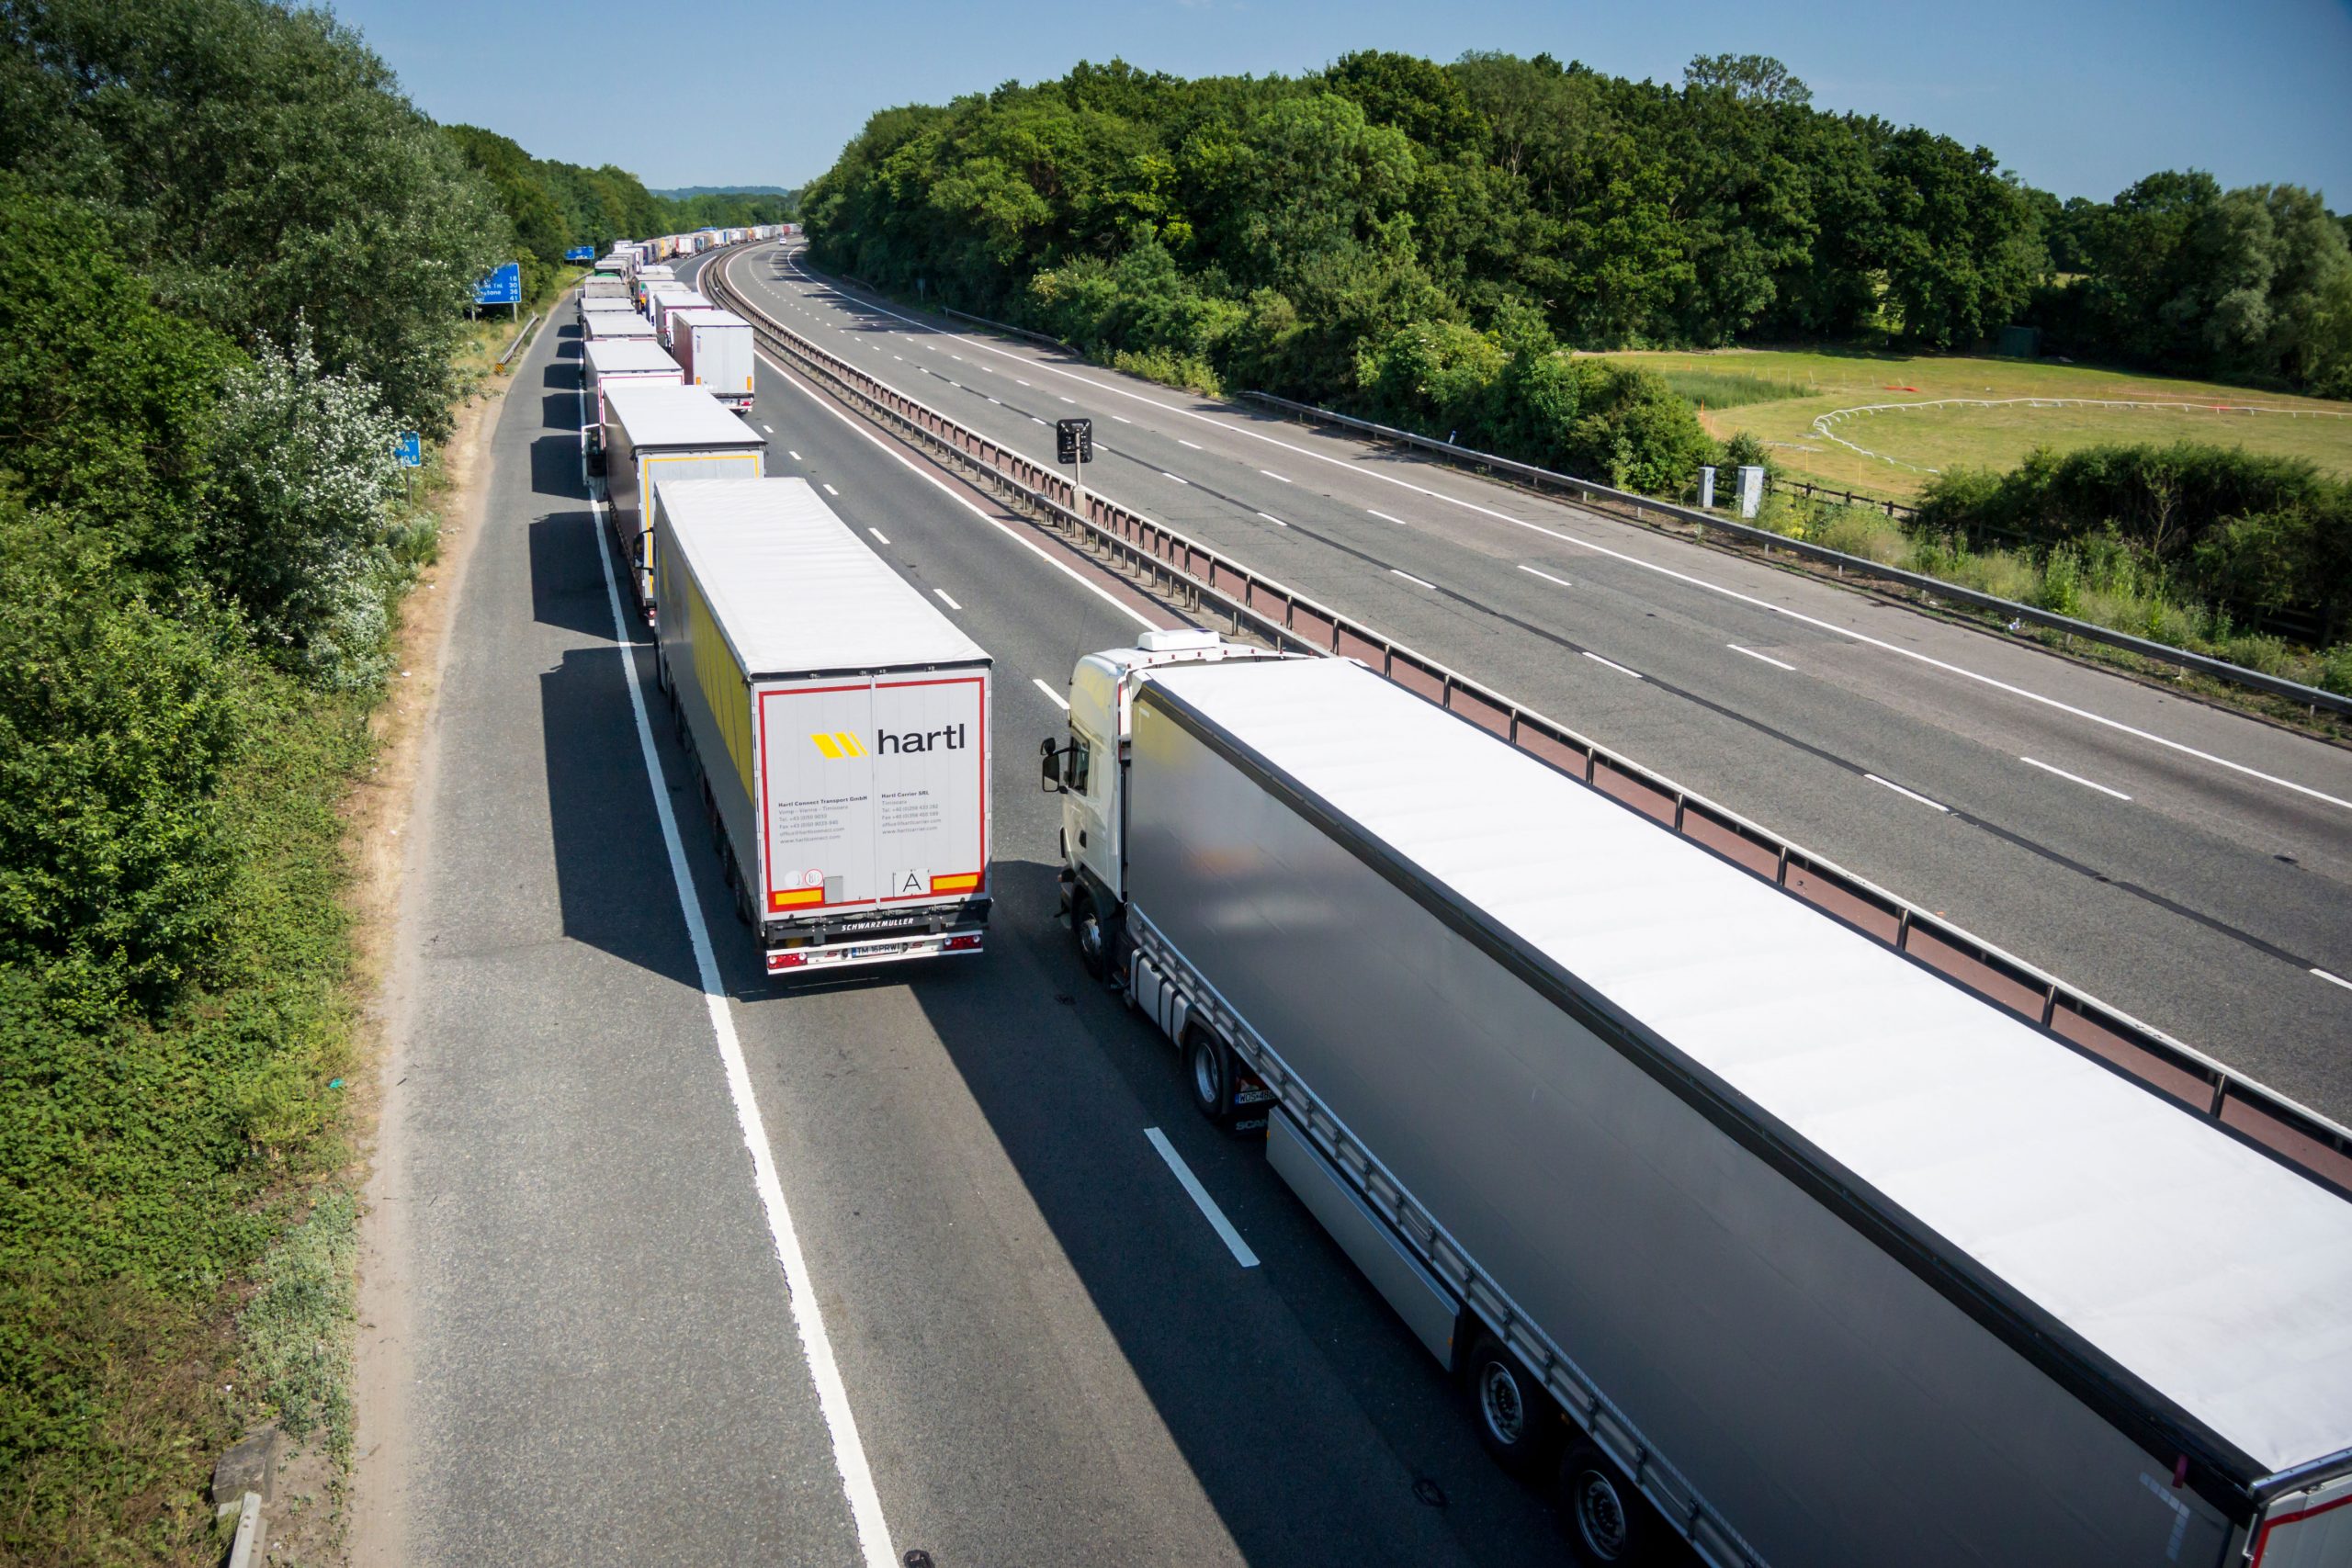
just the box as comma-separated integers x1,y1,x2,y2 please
356,254,1575,1562
713,243,2352,1122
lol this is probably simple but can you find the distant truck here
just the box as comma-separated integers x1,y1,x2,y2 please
583,310,657,345
630,263,676,310
654,477,991,974
668,308,754,412
578,273,630,319
1045,635,2352,1568
581,338,682,458
648,288,711,346
599,382,763,621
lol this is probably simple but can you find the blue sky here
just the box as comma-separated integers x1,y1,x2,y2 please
335,0,2352,203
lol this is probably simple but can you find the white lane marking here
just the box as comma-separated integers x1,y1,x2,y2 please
934,588,962,610
1518,564,1573,589
1113,414,1131,423
1031,417,1047,426
1866,773,1950,813
763,423,776,434
868,528,889,545
1015,378,1031,387
891,354,902,361
950,355,964,362
1582,650,1644,680
1144,1128,1259,1268
788,449,802,460
792,255,2346,813
1257,512,1289,527
1727,644,1796,671
591,494,897,1568
1260,469,1292,483
751,346,1156,632
2019,756,2132,801
988,397,1001,404
1368,509,1408,525
823,482,840,496
1390,569,1435,590
1033,678,1070,710
1164,472,1189,485
1178,439,1203,449
1059,396,1077,404
2313,967,2352,992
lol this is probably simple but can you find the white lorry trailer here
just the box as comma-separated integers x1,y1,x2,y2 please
655,478,991,974
599,382,763,622
581,338,682,458
578,272,631,319
629,262,676,310
583,310,657,344
1046,635,2352,1568
649,288,710,345
668,308,755,412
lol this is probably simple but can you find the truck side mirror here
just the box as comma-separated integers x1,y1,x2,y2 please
1039,737,1065,795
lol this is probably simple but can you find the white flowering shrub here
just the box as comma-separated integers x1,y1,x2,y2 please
208,326,406,690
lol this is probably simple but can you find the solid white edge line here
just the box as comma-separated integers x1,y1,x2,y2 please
934,588,962,610
1726,644,1796,671
1518,564,1573,589
1865,773,1951,813
2313,967,2352,992
867,527,889,545
590,486,897,1568
789,254,2346,815
1033,677,1070,710
1368,509,1408,525
1582,650,1644,680
1143,1128,1259,1268
1390,569,1434,590
750,344,1156,632
2018,755,2133,801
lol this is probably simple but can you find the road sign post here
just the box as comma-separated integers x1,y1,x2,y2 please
394,429,423,502
1056,416,1094,528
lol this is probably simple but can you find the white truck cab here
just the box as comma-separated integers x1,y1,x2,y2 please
1041,628,1289,976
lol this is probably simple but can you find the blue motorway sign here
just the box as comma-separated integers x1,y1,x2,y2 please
473,261,522,307
393,431,423,468
563,245,594,263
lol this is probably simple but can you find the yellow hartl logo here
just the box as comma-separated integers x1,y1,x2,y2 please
809,731,867,760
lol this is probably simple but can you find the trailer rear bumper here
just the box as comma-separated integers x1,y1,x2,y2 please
762,896,991,975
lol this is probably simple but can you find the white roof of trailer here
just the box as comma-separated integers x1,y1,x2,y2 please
671,308,749,332
584,312,655,339
582,339,681,377
603,383,763,450
658,478,988,676
1144,654,2352,1477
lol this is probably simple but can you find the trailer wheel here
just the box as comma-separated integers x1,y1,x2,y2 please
1185,1029,1236,1123
1464,1332,1563,1478
1071,889,1110,980
1556,1442,1661,1564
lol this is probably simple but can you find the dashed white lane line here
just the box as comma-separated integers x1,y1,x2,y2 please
1261,469,1292,483
2313,967,2352,993
892,354,902,361
1368,509,1408,525
867,528,889,545
1866,773,1951,813
934,588,962,610
1032,417,1047,425
1144,1128,1259,1269
1518,564,1573,589
1390,569,1435,590
2019,756,2132,801
949,355,964,362
763,423,776,434
823,482,840,496
1015,378,1031,387
786,255,2346,816
1582,651,1645,680
1164,472,1189,484
788,449,803,460
987,397,1001,404
1113,414,1131,423
1727,644,1796,671
591,479,898,1568
1059,396,1077,404
1178,439,1203,449
1033,677,1070,710
1258,512,1289,527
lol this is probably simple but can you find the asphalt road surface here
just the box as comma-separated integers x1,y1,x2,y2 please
713,243,2352,1123
365,265,1574,1563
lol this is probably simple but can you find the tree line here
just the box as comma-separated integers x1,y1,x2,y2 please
0,0,752,1552
800,51,2351,498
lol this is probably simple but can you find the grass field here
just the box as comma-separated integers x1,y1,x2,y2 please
1596,347,2352,500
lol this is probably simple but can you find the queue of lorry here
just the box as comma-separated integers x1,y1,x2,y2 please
580,235,2352,1566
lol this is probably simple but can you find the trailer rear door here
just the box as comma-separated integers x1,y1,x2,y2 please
756,670,987,916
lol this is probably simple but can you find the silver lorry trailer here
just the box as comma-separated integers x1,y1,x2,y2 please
583,310,657,344
1045,635,2352,1568
668,308,755,412
599,382,763,621
579,272,630,318
580,338,681,458
655,478,991,975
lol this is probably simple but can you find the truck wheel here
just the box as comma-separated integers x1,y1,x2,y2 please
1464,1332,1563,1479
1556,1442,1660,1564
1071,889,1109,980
1186,1030,1236,1123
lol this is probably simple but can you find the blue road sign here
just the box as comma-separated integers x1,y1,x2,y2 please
564,245,594,263
473,261,522,307
393,431,423,468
